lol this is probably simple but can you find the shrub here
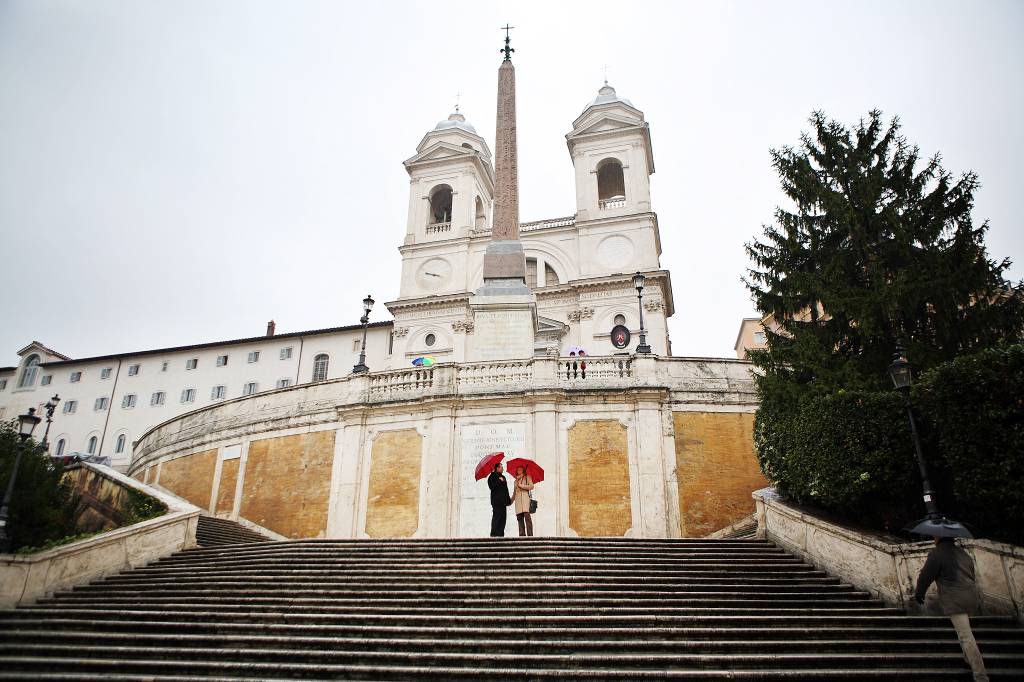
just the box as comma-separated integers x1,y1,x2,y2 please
915,345,1024,545
0,420,78,552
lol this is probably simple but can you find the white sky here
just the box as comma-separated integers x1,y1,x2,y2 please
1,0,1021,363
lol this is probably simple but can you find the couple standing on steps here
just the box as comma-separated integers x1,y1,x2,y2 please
487,462,535,537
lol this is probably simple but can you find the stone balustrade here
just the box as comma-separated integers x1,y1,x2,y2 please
425,222,451,234
599,197,627,209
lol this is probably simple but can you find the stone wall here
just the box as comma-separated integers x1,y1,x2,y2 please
240,431,334,539
674,412,765,537
157,449,216,510
568,420,632,537
365,429,422,538
214,457,240,516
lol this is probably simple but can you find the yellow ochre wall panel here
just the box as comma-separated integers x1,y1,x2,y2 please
159,449,216,510
215,457,240,516
365,429,422,538
674,412,766,537
240,431,335,539
568,420,631,537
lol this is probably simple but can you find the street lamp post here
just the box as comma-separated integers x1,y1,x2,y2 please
632,272,652,354
0,408,42,553
40,394,60,450
888,345,971,538
352,294,375,374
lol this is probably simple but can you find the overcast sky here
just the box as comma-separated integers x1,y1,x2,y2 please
1,0,1021,363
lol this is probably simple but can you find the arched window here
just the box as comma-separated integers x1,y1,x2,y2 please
55,439,66,457
18,354,40,388
597,158,626,208
312,354,329,382
115,434,127,454
475,196,487,230
544,264,559,286
87,436,97,455
428,185,453,225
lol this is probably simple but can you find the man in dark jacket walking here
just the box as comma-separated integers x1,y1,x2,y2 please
487,462,511,537
914,536,988,681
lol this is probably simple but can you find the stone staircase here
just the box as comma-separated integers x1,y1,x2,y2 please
195,515,272,547
0,537,1021,679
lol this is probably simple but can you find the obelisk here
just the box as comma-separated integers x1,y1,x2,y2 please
469,28,538,361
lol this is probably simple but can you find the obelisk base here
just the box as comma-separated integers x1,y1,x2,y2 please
469,292,538,362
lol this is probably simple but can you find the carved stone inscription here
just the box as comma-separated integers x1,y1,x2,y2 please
459,423,527,537
473,310,534,360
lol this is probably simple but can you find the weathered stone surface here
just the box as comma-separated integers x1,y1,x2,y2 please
158,449,216,511
568,420,631,537
491,60,519,243
674,412,765,537
365,429,422,538
240,431,334,539
215,457,239,516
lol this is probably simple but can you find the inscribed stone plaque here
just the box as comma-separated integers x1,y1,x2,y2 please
459,423,527,537
473,309,534,360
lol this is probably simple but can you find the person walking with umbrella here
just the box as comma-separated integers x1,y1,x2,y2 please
914,535,988,681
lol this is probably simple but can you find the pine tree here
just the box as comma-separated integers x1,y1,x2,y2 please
745,110,1023,394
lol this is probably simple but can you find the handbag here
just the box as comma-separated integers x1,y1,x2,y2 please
528,489,538,514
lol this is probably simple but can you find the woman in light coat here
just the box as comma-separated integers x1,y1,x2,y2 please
512,465,535,537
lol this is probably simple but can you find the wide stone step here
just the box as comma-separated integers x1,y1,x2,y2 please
2,646,1022,674
144,556,803,570
5,614,1022,642
0,661,1005,680
8,628,1023,656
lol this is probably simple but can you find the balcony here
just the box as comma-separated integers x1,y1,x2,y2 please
425,222,451,235
599,197,627,210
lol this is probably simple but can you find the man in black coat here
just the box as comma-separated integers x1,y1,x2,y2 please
487,462,511,537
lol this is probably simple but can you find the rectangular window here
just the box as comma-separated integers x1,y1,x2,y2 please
243,382,258,396
122,394,137,409
127,364,140,376
211,385,226,400
63,400,77,414
41,374,52,386
216,355,228,367
352,339,361,351
101,367,112,379
181,388,196,403
0,379,6,391
151,391,166,406
94,397,109,411
185,358,198,370
247,351,260,363
70,371,82,383
753,331,766,344
276,378,292,389
161,361,168,372
280,347,293,360
388,331,394,355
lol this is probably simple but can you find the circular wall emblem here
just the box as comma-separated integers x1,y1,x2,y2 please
596,235,634,270
610,324,631,349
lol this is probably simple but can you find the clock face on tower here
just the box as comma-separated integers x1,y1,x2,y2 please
416,258,452,291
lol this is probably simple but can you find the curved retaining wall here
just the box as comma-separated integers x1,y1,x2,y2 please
131,356,764,540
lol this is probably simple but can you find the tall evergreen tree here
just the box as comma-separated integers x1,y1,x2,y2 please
745,110,1023,394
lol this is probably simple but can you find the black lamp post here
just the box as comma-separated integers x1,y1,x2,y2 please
0,408,42,553
40,394,60,450
352,294,375,374
632,272,652,354
888,345,971,538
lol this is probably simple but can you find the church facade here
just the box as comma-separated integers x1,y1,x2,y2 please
1,46,765,539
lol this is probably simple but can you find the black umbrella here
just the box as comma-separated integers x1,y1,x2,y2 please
905,515,974,539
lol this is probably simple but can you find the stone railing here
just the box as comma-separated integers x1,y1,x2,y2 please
599,197,627,209
366,367,435,401
132,355,756,471
425,222,451,234
561,356,632,382
754,488,1024,623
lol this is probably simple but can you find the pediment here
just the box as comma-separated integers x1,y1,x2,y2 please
568,113,644,140
537,316,568,335
404,142,477,166
16,340,69,362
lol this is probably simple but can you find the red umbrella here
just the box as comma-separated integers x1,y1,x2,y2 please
474,452,506,481
506,457,544,484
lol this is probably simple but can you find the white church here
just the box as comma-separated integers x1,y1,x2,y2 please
0,45,763,540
